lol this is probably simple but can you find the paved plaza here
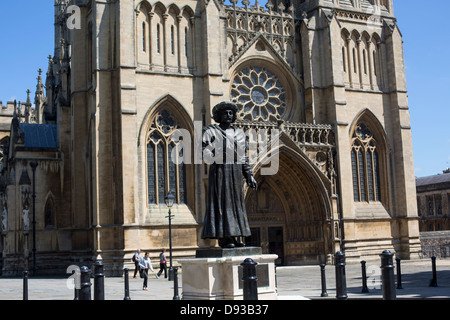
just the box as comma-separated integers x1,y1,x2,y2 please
0,258,449,300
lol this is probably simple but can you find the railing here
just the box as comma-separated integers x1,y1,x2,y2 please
235,120,335,148
235,119,336,182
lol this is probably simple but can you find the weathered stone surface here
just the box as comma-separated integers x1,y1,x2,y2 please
196,247,262,258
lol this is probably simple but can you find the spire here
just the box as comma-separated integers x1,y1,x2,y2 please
36,68,44,96
46,55,53,77
35,68,45,124
26,89,31,104
45,55,55,89
13,100,17,118
25,89,31,123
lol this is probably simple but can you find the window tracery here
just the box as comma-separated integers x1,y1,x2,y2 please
231,66,287,122
147,110,186,205
351,123,382,202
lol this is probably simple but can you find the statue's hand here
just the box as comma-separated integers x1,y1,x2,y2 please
247,176,258,190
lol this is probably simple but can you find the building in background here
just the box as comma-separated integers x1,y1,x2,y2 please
416,170,450,258
0,0,421,276
416,171,450,232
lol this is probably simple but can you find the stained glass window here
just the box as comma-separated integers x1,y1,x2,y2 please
358,149,366,202
147,142,157,204
373,150,381,201
351,149,359,202
351,123,383,203
157,143,166,203
367,150,374,201
147,109,187,205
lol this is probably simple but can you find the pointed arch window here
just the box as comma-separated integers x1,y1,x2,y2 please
185,27,188,57
142,22,147,52
342,46,347,73
156,24,161,54
351,123,382,202
146,109,187,205
171,25,175,55
44,196,56,228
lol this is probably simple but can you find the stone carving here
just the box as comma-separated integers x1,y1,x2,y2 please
22,205,30,232
1,207,7,233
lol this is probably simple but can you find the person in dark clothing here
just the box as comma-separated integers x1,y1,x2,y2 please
132,249,141,278
157,248,168,279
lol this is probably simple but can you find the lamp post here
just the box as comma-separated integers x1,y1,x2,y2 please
30,161,38,276
164,191,175,281
19,166,31,274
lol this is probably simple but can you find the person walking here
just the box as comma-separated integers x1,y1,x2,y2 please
132,249,141,278
157,249,168,279
139,252,154,290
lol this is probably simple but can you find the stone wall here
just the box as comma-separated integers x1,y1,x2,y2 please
420,231,450,258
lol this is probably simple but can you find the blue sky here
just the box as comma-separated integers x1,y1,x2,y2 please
0,0,448,177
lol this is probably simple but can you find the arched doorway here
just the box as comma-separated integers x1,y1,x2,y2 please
245,148,333,265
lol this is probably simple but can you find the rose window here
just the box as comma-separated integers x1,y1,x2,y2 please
231,66,287,122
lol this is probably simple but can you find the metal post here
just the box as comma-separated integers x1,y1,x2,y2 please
79,266,92,300
167,209,174,281
30,161,38,276
241,258,258,300
319,264,328,297
94,261,105,300
396,257,403,289
429,256,438,287
23,271,28,300
380,250,396,300
173,267,180,300
334,251,347,300
361,260,369,293
124,268,131,300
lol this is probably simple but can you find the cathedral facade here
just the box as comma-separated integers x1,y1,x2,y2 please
0,0,421,276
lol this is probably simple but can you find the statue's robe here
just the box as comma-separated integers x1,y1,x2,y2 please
201,125,253,240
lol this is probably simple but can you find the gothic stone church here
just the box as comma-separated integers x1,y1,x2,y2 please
0,0,421,275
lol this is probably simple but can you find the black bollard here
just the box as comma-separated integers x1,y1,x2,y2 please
79,266,92,300
23,271,29,301
94,261,105,300
380,250,396,300
429,256,438,287
396,257,403,289
173,267,180,300
361,261,369,293
241,258,258,301
334,251,348,300
124,268,131,300
319,264,328,297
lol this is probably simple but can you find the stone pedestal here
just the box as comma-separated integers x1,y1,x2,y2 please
179,247,278,300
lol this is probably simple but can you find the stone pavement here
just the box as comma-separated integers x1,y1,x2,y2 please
0,258,449,300
276,258,450,300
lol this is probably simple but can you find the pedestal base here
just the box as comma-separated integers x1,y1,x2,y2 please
195,247,262,258
180,249,278,300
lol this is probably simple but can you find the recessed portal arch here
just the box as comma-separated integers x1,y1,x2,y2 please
245,145,333,265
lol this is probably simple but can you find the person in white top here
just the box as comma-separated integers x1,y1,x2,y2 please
139,252,154,290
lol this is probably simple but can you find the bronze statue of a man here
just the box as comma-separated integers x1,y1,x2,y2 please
201,101,257,248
